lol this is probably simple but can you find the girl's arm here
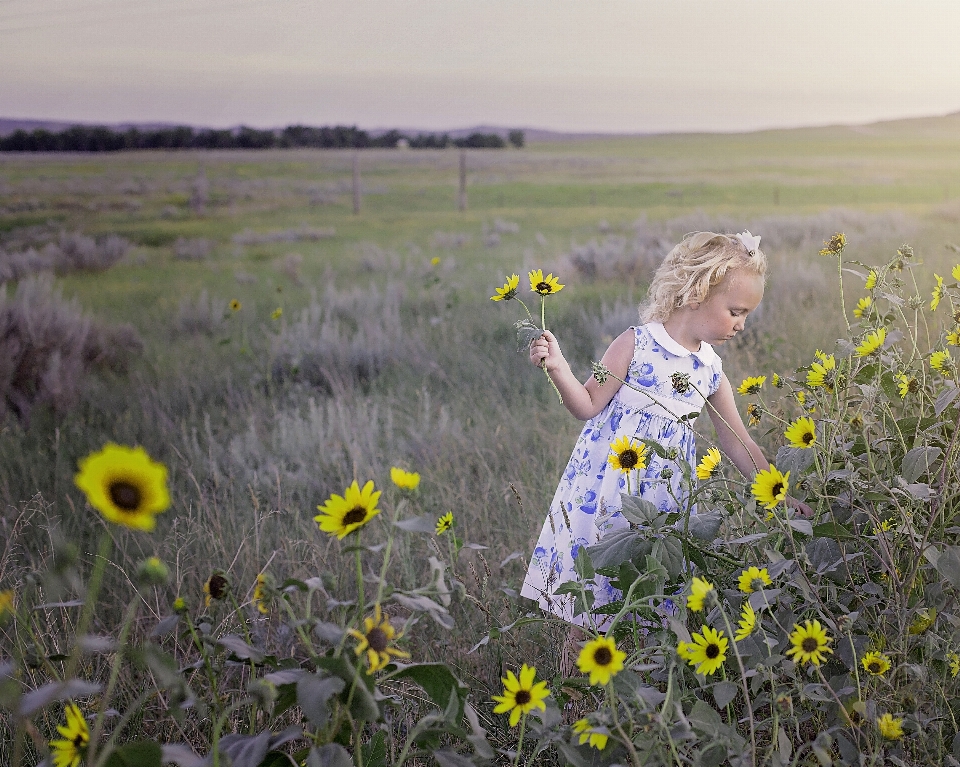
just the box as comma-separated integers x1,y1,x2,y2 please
705,373,767,477
530,328,633,421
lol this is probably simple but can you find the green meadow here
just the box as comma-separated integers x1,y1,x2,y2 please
4,113,960,764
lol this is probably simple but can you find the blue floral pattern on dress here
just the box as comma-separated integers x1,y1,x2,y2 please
520,323,724,628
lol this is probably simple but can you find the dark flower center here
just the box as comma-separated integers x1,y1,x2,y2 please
73,732,86,747
109,481,142,511
367,627,389,653
343,506,368,526
593,647,613,666
705,643,720,659
908,379,920,393
801,637,819,653
536,282,551,293
618,450,639,469
208,574,229,600
868,661,881,673
771,482,784,497
802,432,814,445
514,689,531,706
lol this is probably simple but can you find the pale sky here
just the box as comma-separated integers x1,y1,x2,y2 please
2,0,960,133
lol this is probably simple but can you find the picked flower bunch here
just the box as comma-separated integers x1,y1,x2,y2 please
490,269,565,402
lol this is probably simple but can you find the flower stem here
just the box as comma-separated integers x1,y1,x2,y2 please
513,713,527,767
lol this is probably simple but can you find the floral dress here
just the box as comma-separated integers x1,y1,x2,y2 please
520,322,724,627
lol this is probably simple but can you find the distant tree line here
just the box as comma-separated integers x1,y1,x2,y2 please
0,124,525,152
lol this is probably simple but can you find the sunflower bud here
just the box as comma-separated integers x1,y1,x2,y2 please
247,678,278,712
137,556,170,587
173,596,188,614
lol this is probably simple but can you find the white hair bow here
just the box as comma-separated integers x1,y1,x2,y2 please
735,230,761,256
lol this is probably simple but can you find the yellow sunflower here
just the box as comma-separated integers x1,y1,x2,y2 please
737,566,772,594
696,448,721,480
607,435,647,474
819,232,846,257
931,274,946,311
953,264,960,282
947,328,960,347
686,576,715,612
683,625,728,676
876,713,904,740
853,296,872,319
865,269,877,290
751,466,789,510
947,651,960,678
896,372,919,398
492,664,550,726
576,636,626,686
230,299,241,311
348,603,410,674
785,620,833,666
746,403,761,426
806,354,836,391
908,608,936,635
431,256,441,267
572,719,609,751
315,480,382,539
252,573,270,614
861,651,891,676
734,603,757,641
784,417,816,449
737,376,766,395
771,372,783,387
931,349,952,372
203,572,230,607
855,327,886,358
490,274,520,302
0,589,14,620
390,467,420,490
271,307,283,320
528,269,564,296
49,703,89,767
435,512,454,534
74,443,171,532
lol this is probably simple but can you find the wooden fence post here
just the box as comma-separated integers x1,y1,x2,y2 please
457,149,467,211
352,150,361,214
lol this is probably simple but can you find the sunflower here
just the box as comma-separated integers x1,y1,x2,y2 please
390,467,420,490
947,329,960,347
819,232,846,257
751,466,789,510
876,713,904,740
0,589,14,620
528,269,564,296
696,448,722,480
931,350,952,372
931,274,946,311
49,703,89,767
785,620,833,666
853,296,872,319
252,573,270,614
784,417,816,449
896,372,919,398
676,641,693,660
576,636,626,686
734,603,757,641
431,256,441,267
204,572,230,607
315,480,382,539
908,608,936,635
683,625,728,676
435,512,454,534
746,403,761,426
806,354,837,391
607,435,647,474
861,651,891,676
74,443,171,532
737,376,766,395
855,327,886,358
490,274,520,302
271,307,283,320
686,576,715,612
865,269,878,290
738,566,772,594
771,372,784,388
230,299,241,311
348,603,410,674
572,719,609,751
492,664,550,726
948,651,960,678
173,596,188,614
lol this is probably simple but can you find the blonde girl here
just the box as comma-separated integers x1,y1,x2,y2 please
520,231,776,632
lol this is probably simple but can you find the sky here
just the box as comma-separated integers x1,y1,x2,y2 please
2,0,960,134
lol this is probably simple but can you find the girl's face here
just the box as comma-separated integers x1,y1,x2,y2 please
693,270,765,345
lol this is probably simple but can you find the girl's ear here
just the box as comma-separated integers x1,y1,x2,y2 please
690,300,701,310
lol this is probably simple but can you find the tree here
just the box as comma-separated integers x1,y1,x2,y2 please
508,130,525,149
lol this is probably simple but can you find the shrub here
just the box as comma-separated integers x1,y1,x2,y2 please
172,237,214,261
173,290,227,336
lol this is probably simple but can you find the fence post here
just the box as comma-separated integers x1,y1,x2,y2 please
352,150,361,214
457,149,467,211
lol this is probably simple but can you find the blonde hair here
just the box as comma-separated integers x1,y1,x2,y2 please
640,231,767,323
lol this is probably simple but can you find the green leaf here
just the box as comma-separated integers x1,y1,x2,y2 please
296,673,345,728
258,753,297,767
573,547,595,580
362,730,387,767
619,494,662,526
854,363,877,384
713,681,737,709
652,536,685,580
811,522,856,541
936,386,960,415
215,732,272,767
217,634,265,663
933,546,960,589
103,741,162,767
515,319,542,352
586,530,652,570
901,446,941,484
688,699,722,735
390,663,468,723
687,510,723,541
307,744,353,767
315,656,381,722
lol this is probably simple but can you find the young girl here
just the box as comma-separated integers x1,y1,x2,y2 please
520,231,773,630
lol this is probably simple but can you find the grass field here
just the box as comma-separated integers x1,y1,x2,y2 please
4,113,960,761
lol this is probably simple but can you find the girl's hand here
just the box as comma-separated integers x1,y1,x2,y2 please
529,330,564,372
787,496,814,519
